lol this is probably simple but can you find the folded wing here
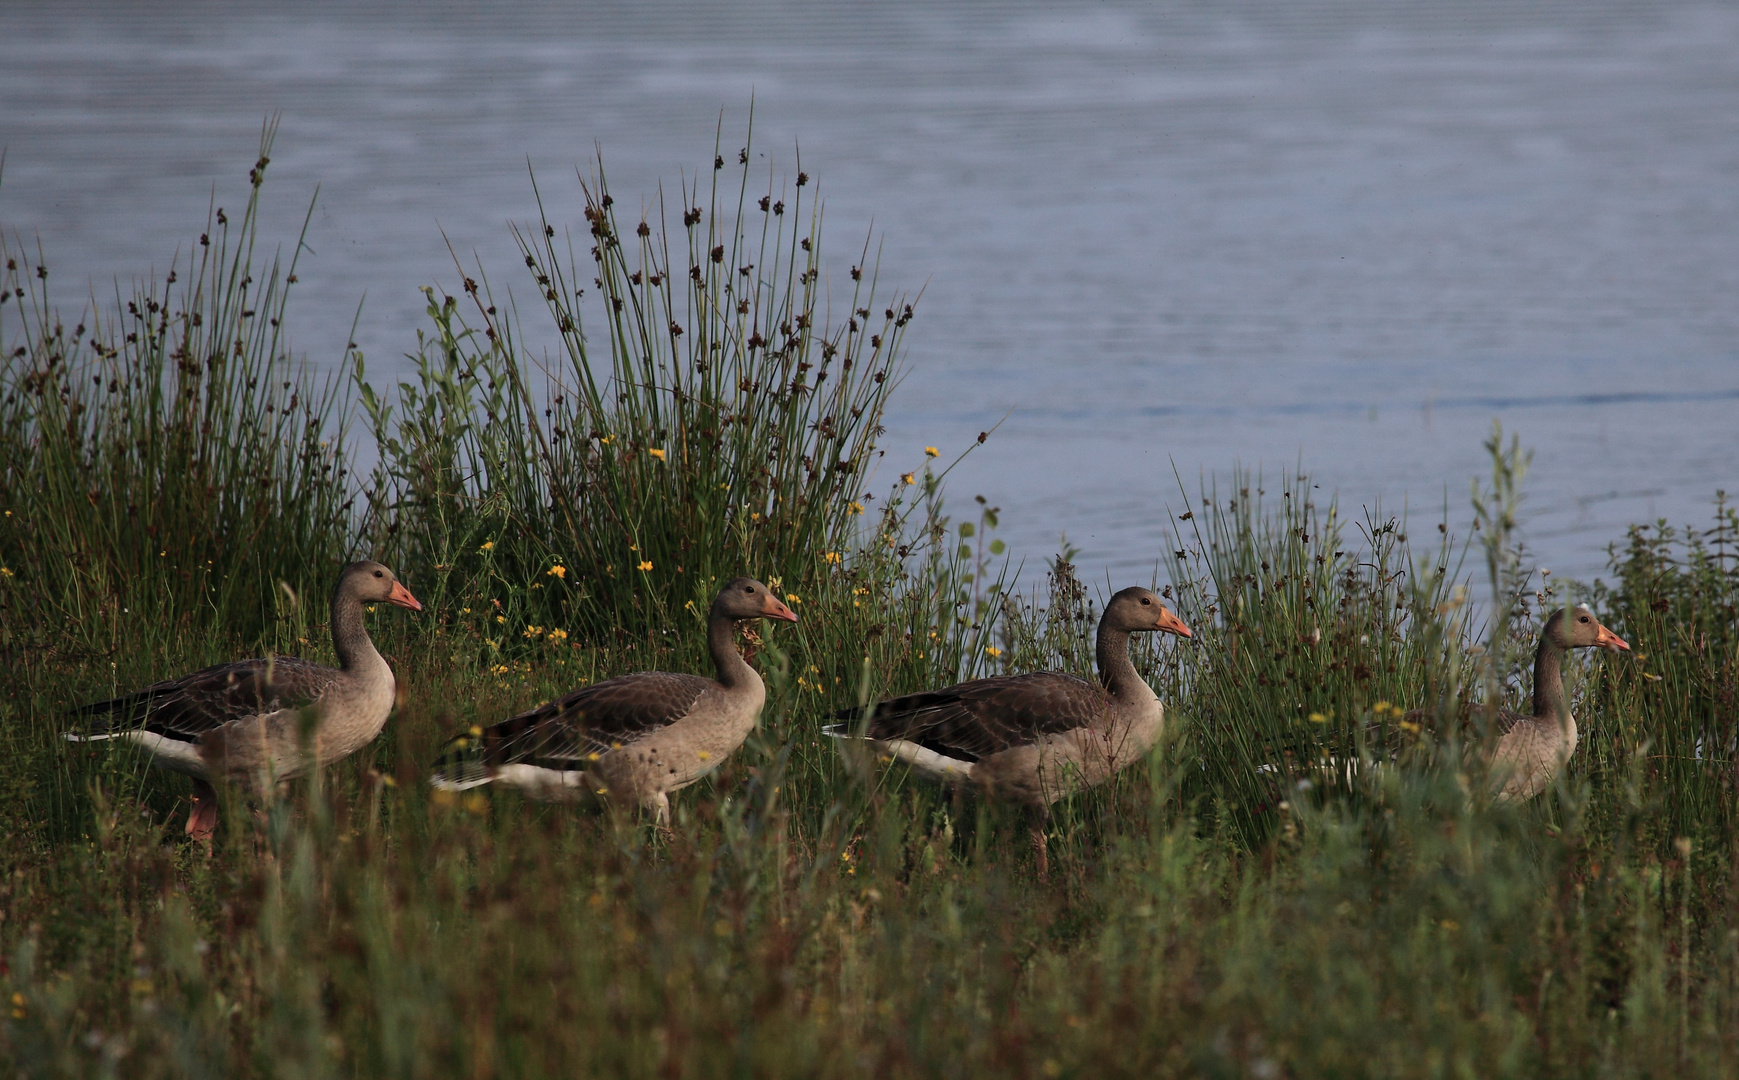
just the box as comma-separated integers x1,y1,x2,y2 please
444,671,717,776
834,672,1109,762
67,656,339,744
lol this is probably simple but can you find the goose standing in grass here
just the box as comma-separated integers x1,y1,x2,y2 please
1262,605,1630,800
430,577,797,826
65,561,422,841
824,586,1191,878
1482,603,1629,800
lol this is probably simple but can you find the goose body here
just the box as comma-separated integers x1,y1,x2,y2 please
65,561,422,839
431,577,797,824
833,670,1163,805
1485,603,1628,801
826,587,1190,874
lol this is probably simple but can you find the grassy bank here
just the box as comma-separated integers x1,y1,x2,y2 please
3,128,1738,1077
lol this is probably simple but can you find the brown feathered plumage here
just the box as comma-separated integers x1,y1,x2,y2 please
65,561,422,840
430,577,797,825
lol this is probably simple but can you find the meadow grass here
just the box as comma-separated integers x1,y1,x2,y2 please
2,132,1738,1077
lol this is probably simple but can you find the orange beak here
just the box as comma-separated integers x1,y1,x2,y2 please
388,581,424,612
1594,622,1629,652
763,597,799,623
1155,607,1192,638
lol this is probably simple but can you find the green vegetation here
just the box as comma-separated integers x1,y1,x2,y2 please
2,128,1737,1077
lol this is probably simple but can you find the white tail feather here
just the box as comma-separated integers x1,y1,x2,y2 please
428,773,496,792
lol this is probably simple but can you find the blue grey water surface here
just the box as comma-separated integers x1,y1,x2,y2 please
2,1,1736,591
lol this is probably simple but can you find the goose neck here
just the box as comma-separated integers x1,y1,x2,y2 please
1532,632,1569,721
708,612,755,690
330,585,383,673
1096,624,1141,699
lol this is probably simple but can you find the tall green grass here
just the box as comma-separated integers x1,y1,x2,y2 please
0,119,353,657
3,130,1739,1076
1586,492,1739,848
357,132,916,646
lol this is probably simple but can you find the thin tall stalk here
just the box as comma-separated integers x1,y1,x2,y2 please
0,118,353,653
359,126,915,650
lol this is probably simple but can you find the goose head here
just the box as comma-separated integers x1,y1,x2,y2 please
341,560,423,611
714,577,799,623
1545,603,1627,652
1104,586,1192,637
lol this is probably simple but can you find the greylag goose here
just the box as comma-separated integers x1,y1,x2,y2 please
64,561,422,840
824,586,1191,877
429,577,797,825
1482,603,1628,801
1261,605,1629,802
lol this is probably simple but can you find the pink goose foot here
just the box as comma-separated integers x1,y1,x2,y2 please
185,779,219,850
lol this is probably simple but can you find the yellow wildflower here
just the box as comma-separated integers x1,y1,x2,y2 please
547,628,568,642
986,646,1002,658
901,472,915,485
480,541,495,551
823,551,841,565
1308,712,1329,724
638,560,653,571
924,446,939,457
648,448,666,460
785,593,801,604
547,565,567,579
496,615,506,624
0,567,12,578
523,625,544,639
848,501,863,515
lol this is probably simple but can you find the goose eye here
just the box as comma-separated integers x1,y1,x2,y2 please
1578,616,1588,623
374,570,383,578
744,586,755,594
1140,597,1151,605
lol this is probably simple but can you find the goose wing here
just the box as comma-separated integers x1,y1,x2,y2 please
836,672,1108,764
69,656,339,744
466,671,717,773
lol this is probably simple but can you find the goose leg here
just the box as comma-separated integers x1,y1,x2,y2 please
650,791,673,842
1028,806,1051,884
185,778,219,848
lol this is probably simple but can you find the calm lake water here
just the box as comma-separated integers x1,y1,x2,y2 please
4,1,1736,590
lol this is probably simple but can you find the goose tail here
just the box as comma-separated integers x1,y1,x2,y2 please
429,728,496,791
